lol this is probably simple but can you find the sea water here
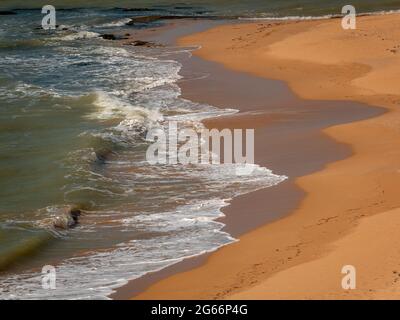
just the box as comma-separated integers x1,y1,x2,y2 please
0,7,288,299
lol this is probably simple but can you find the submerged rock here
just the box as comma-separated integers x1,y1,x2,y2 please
0,11,16,15
174,6,195,10
131,40,150,46
124,40,160,47
53,208,81,230
125,14,225,26
125,14,228,27
125,15,163,25
95,148,116,164
101,33,117,40
101,34,129,41
34,24,59,30
122,8,157,12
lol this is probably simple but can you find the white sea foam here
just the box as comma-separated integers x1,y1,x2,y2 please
59,31,100,41
0,157,287,300
96,18,132,28
239,14,339,21
0,81,61,100
89,91,163,123
0,200,236,300
240,9,400,21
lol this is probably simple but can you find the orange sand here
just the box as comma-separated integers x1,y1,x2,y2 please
135,14,400,299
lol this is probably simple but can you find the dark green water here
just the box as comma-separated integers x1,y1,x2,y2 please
1,0,400,17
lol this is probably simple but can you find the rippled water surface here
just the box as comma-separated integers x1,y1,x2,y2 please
2,0,400,17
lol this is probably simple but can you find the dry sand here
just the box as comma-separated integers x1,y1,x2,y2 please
134,14,400,299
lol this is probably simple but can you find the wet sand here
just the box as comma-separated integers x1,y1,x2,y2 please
112,17,384,299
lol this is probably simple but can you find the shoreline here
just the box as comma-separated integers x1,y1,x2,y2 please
2,6,400,301
113,16,383,299
129,14,400,299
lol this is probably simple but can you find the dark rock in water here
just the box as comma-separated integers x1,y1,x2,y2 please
53,208,82,230
95,148,115,164
174,6,195,10
101,34,117,40
122,8,157,12
101,34,129,41
125,15,227,26
124,40,160,48
131,40,150,46
34,24,59,30
0,11,16,15
69,209,81,226
73,61,94,67
125,15,163,25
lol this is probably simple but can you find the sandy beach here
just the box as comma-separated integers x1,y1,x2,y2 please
133,13,400,299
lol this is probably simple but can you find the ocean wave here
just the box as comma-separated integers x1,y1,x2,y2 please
0,81,62,100
0,152,287,299
0,230,53,271
240,8,400,21
88,91,163,123
59,31,100,41
95,18,132,28
239,14,339,21
0,199,236,300
0,39,43,49
358,9,400,16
